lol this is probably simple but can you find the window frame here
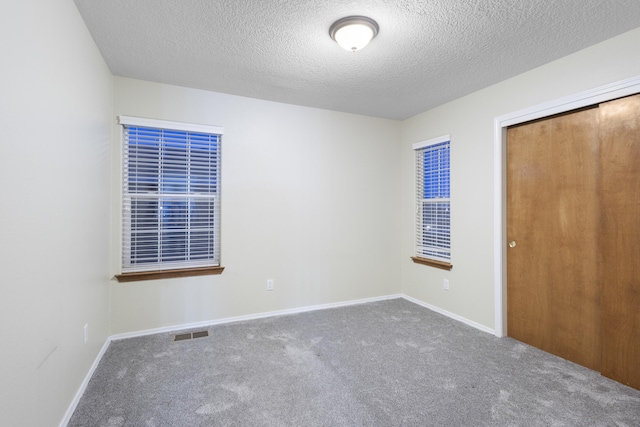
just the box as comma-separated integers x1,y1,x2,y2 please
115,116,225,282
411,135,453,271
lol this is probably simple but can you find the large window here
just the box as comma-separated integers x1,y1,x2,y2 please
116,116,224,282
412,135,452,270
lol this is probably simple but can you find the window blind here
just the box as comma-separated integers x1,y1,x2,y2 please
120,119,222,273
414,137,450,261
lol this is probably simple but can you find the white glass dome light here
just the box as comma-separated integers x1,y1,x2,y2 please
329,16,379,52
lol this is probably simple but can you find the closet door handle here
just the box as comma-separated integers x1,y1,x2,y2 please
509,240,516,248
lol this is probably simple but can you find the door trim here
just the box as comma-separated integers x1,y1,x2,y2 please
493,75,640,337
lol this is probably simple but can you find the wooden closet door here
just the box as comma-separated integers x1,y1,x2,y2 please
599,93,640,389
506,108,601,371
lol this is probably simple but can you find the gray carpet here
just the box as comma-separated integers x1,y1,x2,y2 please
68,298,640,426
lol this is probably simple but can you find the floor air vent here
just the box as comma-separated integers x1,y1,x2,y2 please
192,330,209,339
173,330,209,342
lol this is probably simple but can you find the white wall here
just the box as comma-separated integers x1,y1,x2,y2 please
0,0,113,425
400,27,640,330
110,78,402,334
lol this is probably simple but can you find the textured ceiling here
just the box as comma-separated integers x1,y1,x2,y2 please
73,0,640,120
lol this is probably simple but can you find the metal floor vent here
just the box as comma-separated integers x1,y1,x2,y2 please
173,330,209,342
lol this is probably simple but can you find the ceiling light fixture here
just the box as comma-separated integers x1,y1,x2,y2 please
329,16,379,52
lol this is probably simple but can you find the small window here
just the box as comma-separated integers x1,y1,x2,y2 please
412,135,452,270
116,116,224,282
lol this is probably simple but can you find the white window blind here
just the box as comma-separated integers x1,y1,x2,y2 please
413,136,450,262
119,116,223,273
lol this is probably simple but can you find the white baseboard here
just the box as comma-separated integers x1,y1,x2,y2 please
59,338,111,427
61,292,491,426
110,293,403,341
402,294,495,335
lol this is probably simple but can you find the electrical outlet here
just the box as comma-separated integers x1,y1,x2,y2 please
443,279,449,291
83,324,89,344
266,279,274,291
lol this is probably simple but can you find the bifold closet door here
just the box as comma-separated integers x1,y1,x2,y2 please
506,107,601,372
599,93,640,389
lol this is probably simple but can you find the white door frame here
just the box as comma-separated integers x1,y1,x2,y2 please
492,75,640,338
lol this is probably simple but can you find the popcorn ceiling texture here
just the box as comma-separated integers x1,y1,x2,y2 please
73,0,640,119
